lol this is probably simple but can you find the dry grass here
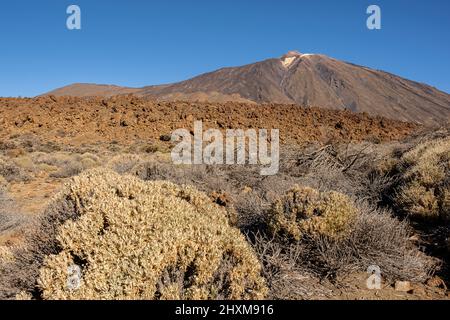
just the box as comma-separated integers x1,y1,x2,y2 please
395,136,450,220
0,128,447,300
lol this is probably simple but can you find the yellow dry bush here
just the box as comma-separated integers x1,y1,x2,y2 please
106,154,144,174
376,156,398,175
34,152,73,166
13,156,35,172
209,191,238,226
0,175,8,193
73,153,101,170
267,186,358,241
15,291,32,300
80,157,98,170
37,163,58,173
0,246,13,263
79,153,100,163
36,169,267,300
0,157,31,182
396,136,450,219
397,182,439,218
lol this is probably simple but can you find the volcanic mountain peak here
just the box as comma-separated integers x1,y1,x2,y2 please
45,51,450,125
281,55,297,68
280,50,316,68
283,50,302,57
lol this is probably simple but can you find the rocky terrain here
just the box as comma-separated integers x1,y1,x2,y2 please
0,96,448,301
0,96,417,147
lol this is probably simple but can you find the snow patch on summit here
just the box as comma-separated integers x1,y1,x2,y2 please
281,51,315,68
281,56,297,68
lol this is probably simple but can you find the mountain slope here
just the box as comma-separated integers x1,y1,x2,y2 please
46,83,139,97
45,51,450,124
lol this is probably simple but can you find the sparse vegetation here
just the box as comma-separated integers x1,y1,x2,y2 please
395,136,450,220
0,176,7,194
0,157,31,182
252,188,435,297
0,97,448,300
49,161,83,178
0,246,13,263
267,186,358,240
6,169,267,300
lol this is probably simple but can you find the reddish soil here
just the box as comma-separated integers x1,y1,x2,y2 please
0,95,418,147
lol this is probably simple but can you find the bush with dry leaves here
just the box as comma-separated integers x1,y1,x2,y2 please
395,136,450,220
7,169,266,300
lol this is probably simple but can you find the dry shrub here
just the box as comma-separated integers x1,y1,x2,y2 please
252,201,435,289
13,156,35,172
15,291,32,300
132,160,175,181
234,191,268,231
132,161,238,203
7,169,267,300
395,136,450,220
251,185,436,289
0,209,20,235
0,192,81,299
49,161,83,178
106,154,144,174
376,156,400,176
279,143,396,206
141,144,160,154
75,153,100,170
0,157,31,182
76,152,99,163
0,246,13,263
48,154,100,178
0,141,17,151
37,163,58,173
0,192,26,235
129,160,294,227
0,175,8,193
300,204,436,281
267,186,358,241
209,191,238,226
32,152,73,167
31,152,100,178
0,192,30,298
80,158,97,170
251,233,331,300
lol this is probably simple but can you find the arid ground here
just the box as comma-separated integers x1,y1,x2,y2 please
0,96,448,300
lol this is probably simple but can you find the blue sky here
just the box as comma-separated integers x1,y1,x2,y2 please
0,0,449,97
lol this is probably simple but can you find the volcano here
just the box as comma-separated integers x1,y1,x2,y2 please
46,51,450,125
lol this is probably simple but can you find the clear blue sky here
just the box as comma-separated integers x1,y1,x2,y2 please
0,0,449,97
